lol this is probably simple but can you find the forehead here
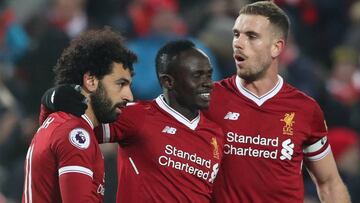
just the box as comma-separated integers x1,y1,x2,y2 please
104,62,132,81
233,14,272,33
177,49,211,72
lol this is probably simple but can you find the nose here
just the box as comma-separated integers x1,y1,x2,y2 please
233,35,244,50
202,75,213,89
122,86,134,102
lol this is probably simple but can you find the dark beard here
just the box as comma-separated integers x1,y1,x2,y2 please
90,82,118,123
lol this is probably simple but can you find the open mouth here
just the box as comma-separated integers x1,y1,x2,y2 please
199,92,211,101
234,53,247,63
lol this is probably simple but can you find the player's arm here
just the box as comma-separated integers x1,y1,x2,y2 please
52,125,100,202
59,170,95,203
95,103,141,143
305,152,351,203
304,103,351,203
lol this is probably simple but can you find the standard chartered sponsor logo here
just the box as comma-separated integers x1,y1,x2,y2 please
280,138,294,160
224,132,295,161
158,145,219,182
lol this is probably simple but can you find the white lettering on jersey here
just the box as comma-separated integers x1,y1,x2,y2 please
97,184,105,196
162,126,177,134
37,117,55,132
68,128,90,149
224,112,240,120
159,145,218,182
280,138,294,160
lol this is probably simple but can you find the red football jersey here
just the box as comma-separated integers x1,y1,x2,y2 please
22,112,105,203
96,95,224,203
204,76,329,203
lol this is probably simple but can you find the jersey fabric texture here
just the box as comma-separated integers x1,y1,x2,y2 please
22,112,105,203
204,75,329,203
96,95,224,203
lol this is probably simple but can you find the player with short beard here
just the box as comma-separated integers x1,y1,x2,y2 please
203,2,350,203
22,27,137,203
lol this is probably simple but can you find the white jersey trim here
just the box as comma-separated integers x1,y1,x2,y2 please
155,95,200,130
81,114,94,129
305,145,331,161
58,165,93,179
129,157,139,175
303,137,328,154
235,75,283,106
24,144,34,203
102,123,111,143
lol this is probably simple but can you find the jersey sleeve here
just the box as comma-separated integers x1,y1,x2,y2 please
303,102,330,161
59,173,95,203
94,103,144,143
50,122,97,202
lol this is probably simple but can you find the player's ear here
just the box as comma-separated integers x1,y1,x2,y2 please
159,73,175,90
82,72,99,93
271,38,285,58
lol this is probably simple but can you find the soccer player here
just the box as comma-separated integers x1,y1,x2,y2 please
203,2,351,202
40,40,224,202
22,28,137,203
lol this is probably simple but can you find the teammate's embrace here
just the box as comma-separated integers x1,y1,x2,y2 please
40,40,224,203
22,27,137,203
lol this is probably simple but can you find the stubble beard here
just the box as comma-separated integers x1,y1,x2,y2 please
237,58,271,82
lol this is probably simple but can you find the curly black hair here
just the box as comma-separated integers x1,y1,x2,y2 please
54,27,137,85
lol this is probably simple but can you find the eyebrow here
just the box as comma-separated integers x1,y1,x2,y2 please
245,31,259,36
116,78,132,84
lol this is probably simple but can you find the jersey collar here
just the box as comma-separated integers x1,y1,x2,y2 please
81,114,94,129
155,95,200,130
235,75,283,106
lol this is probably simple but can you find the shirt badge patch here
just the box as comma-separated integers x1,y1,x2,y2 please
280,112,295,135
211,137,220,159
69,128,90,149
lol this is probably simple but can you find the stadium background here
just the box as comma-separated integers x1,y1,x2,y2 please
0,0,359,202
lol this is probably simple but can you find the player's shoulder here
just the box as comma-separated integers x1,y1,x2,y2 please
212,76,238,101
47,113,94,151
214,75,236,90
199,113,224,134
123,100,157,114
282,82,319,107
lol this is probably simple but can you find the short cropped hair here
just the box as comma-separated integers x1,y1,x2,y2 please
54,27,137,85
240,1,290,41
155,39,196,82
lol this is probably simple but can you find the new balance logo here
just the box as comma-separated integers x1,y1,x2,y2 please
224,112,240,120
162,126,177,134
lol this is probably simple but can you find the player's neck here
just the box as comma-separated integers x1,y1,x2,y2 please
163,94,199,121
83,99,99,128
79,89,99,127
241,67,279,97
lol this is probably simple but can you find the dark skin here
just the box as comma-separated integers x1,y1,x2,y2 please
160,48,213,120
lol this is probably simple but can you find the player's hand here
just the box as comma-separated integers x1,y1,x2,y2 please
41,84,87,117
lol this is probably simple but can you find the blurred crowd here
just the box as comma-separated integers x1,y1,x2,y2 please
0,0,359,202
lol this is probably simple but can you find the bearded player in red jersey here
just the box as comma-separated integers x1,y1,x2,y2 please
203,1,350,203
40,40,224,202
22,28,137,203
